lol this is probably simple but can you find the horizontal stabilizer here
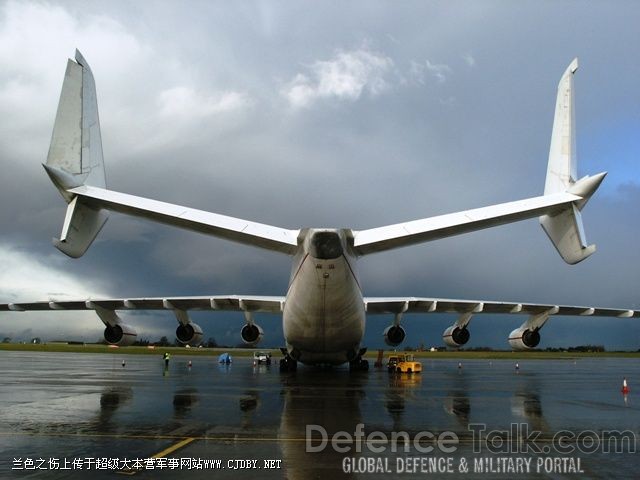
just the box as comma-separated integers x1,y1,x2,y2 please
68,185,299,254
352,192,581,255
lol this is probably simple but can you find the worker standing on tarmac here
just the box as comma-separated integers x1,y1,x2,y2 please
163,352,171,368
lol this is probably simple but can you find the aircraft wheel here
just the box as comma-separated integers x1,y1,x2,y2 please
350,357,369,372
280,356,297,372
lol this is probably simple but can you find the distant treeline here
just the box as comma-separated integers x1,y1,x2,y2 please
132,337,219,348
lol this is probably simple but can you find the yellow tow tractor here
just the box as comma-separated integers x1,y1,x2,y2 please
387,353,422,373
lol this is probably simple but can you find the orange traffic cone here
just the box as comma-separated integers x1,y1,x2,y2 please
622,377,630,394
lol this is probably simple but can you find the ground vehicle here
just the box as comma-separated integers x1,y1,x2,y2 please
387,354,422,373
253,351,272,365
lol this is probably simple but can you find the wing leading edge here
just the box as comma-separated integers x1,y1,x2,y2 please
364,297,638,318
5,295,635,319
0,295,285,314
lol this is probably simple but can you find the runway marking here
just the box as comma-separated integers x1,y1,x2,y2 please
151,436,196,458
117,469,137,476
117,437,196,476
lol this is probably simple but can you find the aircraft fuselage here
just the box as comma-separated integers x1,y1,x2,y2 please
283,229,365,364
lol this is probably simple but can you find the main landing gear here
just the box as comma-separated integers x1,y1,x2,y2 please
278,348,370,372
349,347,369,372
349,357,369,372
279,348,297,372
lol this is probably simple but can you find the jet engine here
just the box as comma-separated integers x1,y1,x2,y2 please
176,322,203,347
383,325,406,346
241,323,264,346
508,327,541,350
442,325,470,348
103,323,137,346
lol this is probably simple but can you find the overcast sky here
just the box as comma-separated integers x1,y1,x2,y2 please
0,0,638,349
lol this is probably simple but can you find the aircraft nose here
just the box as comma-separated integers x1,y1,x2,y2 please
309,231,343,259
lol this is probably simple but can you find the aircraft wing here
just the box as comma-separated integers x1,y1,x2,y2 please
364,297,639,318
365,296,637,350
0,295,286,314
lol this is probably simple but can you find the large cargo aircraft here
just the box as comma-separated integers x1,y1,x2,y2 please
1,52,637,370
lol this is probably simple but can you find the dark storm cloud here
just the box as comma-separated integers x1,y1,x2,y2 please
0,1,638,348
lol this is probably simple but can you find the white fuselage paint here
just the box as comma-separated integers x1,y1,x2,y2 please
282,229,365,365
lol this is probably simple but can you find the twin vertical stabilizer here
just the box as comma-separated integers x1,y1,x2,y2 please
539,58,606,264
45,50,108,258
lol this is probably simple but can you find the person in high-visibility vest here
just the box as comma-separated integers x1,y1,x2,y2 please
163,352,171,368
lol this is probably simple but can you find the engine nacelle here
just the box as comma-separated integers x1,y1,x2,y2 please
176,322,203,347
383,325,406,346
104,323,137,346
508,327,541,351
241,323,264,346
442,325,470,348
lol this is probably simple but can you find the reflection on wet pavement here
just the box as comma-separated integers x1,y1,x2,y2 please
0,352,638,478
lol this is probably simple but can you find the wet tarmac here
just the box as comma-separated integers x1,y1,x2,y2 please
0,351,638,479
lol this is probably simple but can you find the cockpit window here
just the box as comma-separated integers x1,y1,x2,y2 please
310,231,343,259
